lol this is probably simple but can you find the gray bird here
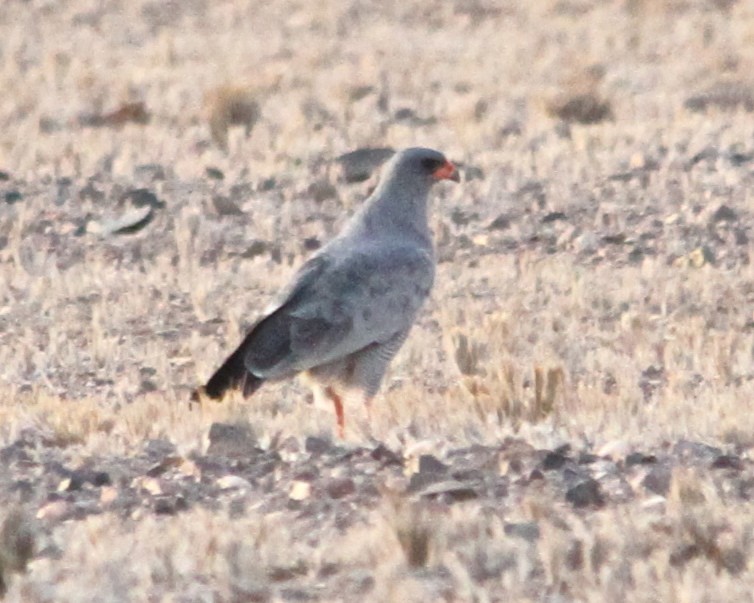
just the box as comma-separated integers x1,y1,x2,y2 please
192,147,460,436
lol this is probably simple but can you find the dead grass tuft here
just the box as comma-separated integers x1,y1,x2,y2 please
204,85,261,150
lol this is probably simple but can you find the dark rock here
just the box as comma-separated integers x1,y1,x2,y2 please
79,180,105,203
639,365,665,399
566,479,605,508
144,438,177,458
542,211,567,223
673,439,722,463
207,422,258,458
625,452,657,466
504,521,540,542
205,166,225,180
685,81,754,113
118,188,164,209
528,469,545,482
711,455,744,471
488,214,511,230
325,477,356,499
258,177,277,191
370,444,401,466
211,194,243,216
348,85,375,101
65,472,85,491
154,495,188,515
628,246,645,264
307,179,337,203
541,451,567,471
548,93,613,124
578,453,599,464
418,454,448,475
4,191,22,204
304,436,331,455
393,108,436,125
450,208,478,227
642,465,672,496
146,456,183,477
242,240,270,259
0,170,10,181
602,233,626,245
727,152,753,166
268,562,308,582
409,471,443,492
710,205,738,223
133,163,166,181
303,237,321,251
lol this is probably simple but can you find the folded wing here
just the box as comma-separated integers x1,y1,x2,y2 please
245,245,434,379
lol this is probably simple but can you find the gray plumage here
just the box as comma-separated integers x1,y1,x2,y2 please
194,147,460,436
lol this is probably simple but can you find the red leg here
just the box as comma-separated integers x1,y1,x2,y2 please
325,386,345,438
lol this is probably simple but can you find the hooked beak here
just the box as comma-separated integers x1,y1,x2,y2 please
432,160,461,183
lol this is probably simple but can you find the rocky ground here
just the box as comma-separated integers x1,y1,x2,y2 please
2,0,754,601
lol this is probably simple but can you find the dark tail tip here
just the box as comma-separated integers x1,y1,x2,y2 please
197,345,265,402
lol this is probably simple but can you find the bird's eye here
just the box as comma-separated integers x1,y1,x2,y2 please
421,157,445,172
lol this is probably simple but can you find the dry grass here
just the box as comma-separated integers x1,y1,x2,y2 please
2,0,754,600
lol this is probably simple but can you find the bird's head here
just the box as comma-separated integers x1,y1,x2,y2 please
384,147,461,186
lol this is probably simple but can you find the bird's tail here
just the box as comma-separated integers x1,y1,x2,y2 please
191,333,264,403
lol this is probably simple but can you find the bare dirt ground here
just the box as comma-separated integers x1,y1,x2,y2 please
2,0,754,600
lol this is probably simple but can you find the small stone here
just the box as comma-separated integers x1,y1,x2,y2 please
212,194,243,216
100,206,153,235
711,455,744,471
242,239,270,259
673,440,722,462
303,237,321,251
154,496,187,515
289,480,312,501
144,439,177,458
4,191,22,204
205,166,225,180
133,164,166,181
207,422,258,458
325,477,356,499
528,469,545,482
132,476,162,496
487,214,510,231
147,456,184,476
100,486,118,505
566,479,605,508
419,479,478,501
625,452,657,466
418,454,448,474
642,465,672,496
541,211,567,223
308,179,337,203
711,205,738,223
504,521,540,542
541,451,567,470
36,500,71,521
304,436,331,455
370,444,402,465
217,475,252,490
118,188,164,209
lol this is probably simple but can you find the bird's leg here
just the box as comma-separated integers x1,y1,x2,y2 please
325,386,345,439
